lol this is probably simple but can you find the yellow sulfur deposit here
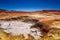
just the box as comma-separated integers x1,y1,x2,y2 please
0,28,60,40
0,30,10,40
38,28,60,40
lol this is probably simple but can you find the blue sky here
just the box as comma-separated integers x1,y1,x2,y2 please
0,0,60,12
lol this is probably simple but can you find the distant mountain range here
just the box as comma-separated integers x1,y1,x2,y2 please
0,9,60,15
